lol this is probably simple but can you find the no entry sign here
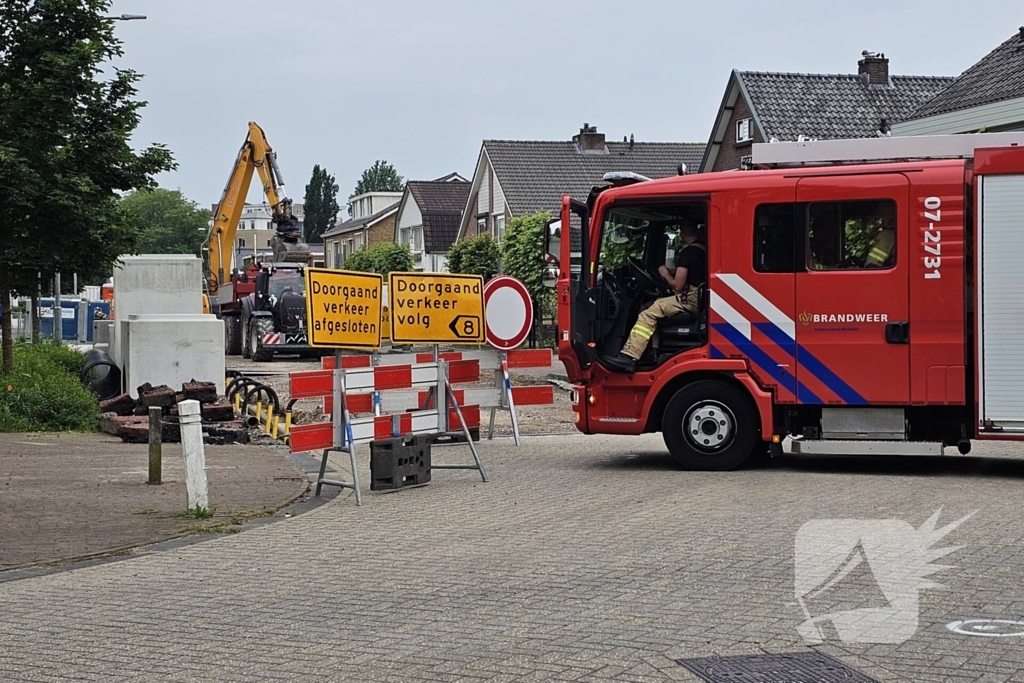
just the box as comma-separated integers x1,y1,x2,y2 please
483,276,533,350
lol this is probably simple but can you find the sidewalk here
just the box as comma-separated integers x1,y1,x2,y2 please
0,433,309,570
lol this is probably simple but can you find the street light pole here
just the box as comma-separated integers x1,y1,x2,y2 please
102,14,147,21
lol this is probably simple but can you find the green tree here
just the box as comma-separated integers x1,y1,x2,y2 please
349,160,403,213
121,188,208,256
447,235,501,282
303,164,340,243
501,212,553,310
343,248,374,273
368,242,413,276
344,242,413,276
0,0,174,375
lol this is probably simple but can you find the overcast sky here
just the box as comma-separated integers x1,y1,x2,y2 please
107,0,1021,210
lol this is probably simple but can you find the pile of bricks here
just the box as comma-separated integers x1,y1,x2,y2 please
98,380,249,445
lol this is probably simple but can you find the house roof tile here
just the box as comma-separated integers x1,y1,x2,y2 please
405,180,470,254
908,30,1024,120
737,71,954,141
321,202,398,239
483,140,706,217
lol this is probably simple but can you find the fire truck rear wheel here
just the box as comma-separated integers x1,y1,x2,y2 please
663,380,757,471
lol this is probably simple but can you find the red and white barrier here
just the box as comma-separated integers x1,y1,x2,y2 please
288,355,488,505
289,360,483,451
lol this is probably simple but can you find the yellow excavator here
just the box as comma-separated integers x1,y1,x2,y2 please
204,121,313,360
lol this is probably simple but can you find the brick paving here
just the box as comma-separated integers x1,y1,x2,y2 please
2,434,1024,681
0,433,309,569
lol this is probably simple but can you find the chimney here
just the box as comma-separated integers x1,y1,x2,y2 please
858,51,889,85
1019,26,1023,44
573,122,607,153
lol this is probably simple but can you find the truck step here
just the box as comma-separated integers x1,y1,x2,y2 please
789,439,944,457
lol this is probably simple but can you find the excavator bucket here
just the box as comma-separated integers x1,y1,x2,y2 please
270,233,311,263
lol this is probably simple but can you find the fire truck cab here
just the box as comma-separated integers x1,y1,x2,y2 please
545,133,1024,470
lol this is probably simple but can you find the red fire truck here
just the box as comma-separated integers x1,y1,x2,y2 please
544,133,1024,470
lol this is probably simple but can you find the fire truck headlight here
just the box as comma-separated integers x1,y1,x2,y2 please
588,393,597,405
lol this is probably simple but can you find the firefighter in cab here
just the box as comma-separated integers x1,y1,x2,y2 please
605,217,706,373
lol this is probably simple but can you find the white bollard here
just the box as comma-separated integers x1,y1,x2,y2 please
178,400,209,510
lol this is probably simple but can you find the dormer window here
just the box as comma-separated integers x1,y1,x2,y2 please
736,118,753,143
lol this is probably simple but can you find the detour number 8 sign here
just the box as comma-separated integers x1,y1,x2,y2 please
388,272,485,345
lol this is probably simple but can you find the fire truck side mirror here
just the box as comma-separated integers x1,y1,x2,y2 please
544,218,561,266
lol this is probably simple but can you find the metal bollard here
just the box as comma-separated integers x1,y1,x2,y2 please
148,406,162,485
265,405,275,435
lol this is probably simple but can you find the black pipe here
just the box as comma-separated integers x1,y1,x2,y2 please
80,348,122,400
242,384,280,414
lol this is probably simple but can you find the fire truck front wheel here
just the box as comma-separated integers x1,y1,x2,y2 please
663,380,758,471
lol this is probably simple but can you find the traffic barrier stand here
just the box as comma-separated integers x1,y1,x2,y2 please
320,349,556,447
289,351,487,506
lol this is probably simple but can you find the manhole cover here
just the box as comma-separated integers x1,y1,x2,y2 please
676,652,881,683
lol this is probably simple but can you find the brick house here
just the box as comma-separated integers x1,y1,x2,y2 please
700,54,953,172
321,191,401,269
456,124,705,241
393,174,469,272
894,27,1024,136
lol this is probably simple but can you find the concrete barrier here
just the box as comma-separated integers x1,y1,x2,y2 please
123,314,225,398
111,255,202,368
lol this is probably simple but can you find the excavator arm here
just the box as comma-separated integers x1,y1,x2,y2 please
205,121,304,303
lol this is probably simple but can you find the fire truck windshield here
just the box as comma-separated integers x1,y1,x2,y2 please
598,204,707,275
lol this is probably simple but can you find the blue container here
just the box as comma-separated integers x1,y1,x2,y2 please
37,299,111,341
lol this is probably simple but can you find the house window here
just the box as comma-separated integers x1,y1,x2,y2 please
412,227,423,253
736,118,752,143
740,155,753,170
807,200,896,271
238,238,246,248
332,242,341,268
250,220,256,230
477,217,487,236
355,233,364,249
493,215,506,242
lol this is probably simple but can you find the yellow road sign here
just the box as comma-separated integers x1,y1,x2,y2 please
388,273,485,344
304,268,383,349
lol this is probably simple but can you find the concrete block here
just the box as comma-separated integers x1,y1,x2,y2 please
139,385,176,408
201,399,235,422
92,320,112,345
123,314,225,398
99,414,147,438
99,394,136,416
112,255,202,368
183,380,218,404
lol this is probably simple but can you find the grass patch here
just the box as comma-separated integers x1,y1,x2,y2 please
0,341,97,432
176,504,216,519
